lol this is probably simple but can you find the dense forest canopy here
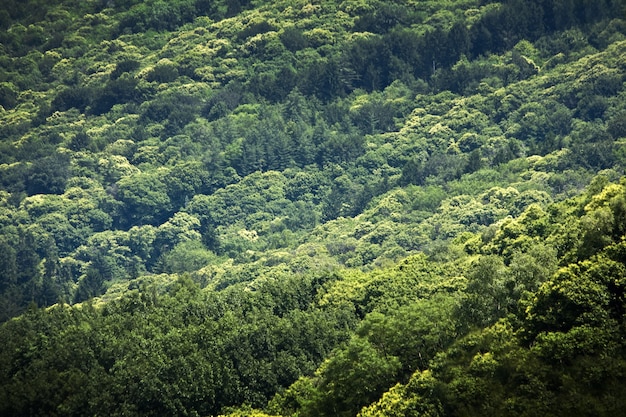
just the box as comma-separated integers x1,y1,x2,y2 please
1,0,626,416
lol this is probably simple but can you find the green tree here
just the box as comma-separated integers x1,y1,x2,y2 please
156,240,216,273
116,171,172,227
163,161,209,209
303,337,402,417
26,152,70,195
0,238,17,291
74,251,113,302
456,256,514,331
0,81,18,109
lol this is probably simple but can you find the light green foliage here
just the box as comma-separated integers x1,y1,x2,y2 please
155,212,202,245
358,371,443,417
116,171,173,226
345,206,626,417
220,409,281,417
1,0,626,416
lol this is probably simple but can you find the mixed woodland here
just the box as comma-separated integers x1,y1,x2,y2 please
1,0,626,415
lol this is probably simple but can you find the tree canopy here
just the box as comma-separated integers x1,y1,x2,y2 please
1,0,626,416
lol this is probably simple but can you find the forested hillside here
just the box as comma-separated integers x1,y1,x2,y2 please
1,0,626,416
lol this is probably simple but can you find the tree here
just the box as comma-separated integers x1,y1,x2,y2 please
90,74,140,115
151,211,202,266
116,172,173,227
26,152,70,195
68,130,94,152
400,158,426,186
74,251,113,302
280,26,308,52
156,240,216,273
524,248,625,339
359,370,443,417
0,239,17,291
51,86,93,113
464,149,482,174
456,256,514,331
607,111,626,139
163,161,209,209
146,59,179,83
304,337,402,417
0,81,18,109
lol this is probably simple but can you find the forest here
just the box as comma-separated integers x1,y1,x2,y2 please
1,0,626,415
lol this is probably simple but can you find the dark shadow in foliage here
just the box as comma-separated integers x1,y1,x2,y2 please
317,133,365,166
51,86,92,113
141,91,200,137
51,77,140,117
26,152,70,195
280,27,309,52
469,0,621,59
0,82,18,109
195,0,252,20
203,82,244,121
116,0,197,34
17,131,62,161
387,28,424,79
295,0,622,101
464,149,483,174
38,241,63,307
570,124,615,170
91,75,141,115
608,111,626,139
73,252,112,303
344,36,394,92
146,61,179,84
400,158,426,186
353,2,412,34
298,58,355,101
237,19,276,40
0,230,43,321
68,131,94,152
402,152,463,185
0,239,18,292
250,65,298,103
0,160,28,196
576,95,608,121
110,59,140,80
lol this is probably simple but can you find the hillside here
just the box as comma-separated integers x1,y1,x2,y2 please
1,0,626,416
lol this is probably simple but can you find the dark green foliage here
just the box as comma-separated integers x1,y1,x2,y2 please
26,152,70,195
576,94,608,121
140,90,200,136
67,131,93,152
203,82,244,121
0,82,18,109
353,2,412,34
0,273,354,417
464,149,483,174
90,75,141,115
237,19,276,40
469,0,621,58
0,1,626,416
110,59,140,80
608,111,626,139
280,27,308,52
116,0,198,33
51,86,92,113
305,337,402,417
146,61,179,83
400,158,426,186
344,36,395,92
